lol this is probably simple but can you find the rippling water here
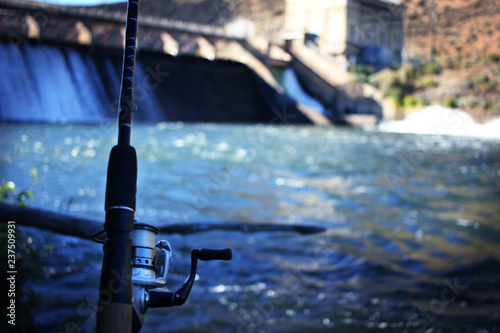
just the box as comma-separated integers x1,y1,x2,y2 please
1,122,500,332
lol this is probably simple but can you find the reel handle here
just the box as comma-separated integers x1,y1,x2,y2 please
197,248,233,261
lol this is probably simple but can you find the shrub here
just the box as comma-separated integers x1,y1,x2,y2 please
416,95,429,107
375,69,400,94
458,96,480,109
387,86,404,100
442,96,458,108
442,57,457,69
421,63,440,75
386,86,404,107
367,74,379,88
469,75,497,94
403,63,418,81
348,65,375,83
481,53,500,63
415,75,438,88
403,94,419,107
348,64,374,76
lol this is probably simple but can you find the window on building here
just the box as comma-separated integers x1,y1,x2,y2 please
349,24,357,43
392,31,401,49
364,23,375,45
380,30,387,46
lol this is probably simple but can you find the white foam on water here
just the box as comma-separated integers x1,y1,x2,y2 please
378,105,500,138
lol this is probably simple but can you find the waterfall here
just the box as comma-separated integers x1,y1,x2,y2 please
0,41,310,124
281,68,326,114
1,43,111,122
0,42,165,123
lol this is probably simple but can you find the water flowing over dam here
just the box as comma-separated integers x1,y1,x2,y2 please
0,41,309,124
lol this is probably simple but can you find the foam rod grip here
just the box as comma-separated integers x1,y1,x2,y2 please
105,145,137,210
197,248,233,261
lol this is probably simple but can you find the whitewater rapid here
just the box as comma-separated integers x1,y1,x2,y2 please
378,105,500,138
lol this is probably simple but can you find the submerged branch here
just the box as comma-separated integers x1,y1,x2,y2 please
0,202,101,239
159,221,326,235
0,203,326,239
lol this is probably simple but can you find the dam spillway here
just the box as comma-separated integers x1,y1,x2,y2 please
0,40,309,124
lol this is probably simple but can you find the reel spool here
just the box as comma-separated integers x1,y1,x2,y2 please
131,223,171,288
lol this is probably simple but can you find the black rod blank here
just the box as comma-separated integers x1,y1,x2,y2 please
118,0,139,146
96,1,140,332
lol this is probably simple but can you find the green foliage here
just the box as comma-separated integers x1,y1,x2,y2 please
386,86,405,107
458,96,490,110
442,96,458,108
417,95,429,107
0,172,41,331
0,180,16,201
387,86,404,100
348,64,375,83
1,224,42,332
403,62,440,82
442,57,457,69
403,94,419,107
0,180,33,207
375,69,400,94
421,63,440,75
468,74,497,95
481,54,500,63
30,167,39,185
0,223,42,332
348,64,375,76
402,63,418,81
415,75,438,89
1,168,37,207
366,74,379,88
458,96,480,109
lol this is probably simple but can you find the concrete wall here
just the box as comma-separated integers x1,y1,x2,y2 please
284,0,347,52
283,0,404,68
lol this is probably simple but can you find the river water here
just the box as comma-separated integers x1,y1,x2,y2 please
1,121,500,332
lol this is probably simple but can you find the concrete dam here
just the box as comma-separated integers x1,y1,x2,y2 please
0,40,313,124
0,1,383,125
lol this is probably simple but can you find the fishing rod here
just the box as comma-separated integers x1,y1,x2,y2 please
95,1,231,332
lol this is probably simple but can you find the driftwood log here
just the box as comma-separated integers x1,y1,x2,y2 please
0,203,326,239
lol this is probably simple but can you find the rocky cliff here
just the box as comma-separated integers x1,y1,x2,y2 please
403,0,500,121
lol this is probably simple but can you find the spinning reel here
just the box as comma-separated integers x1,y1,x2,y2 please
129,223,232,330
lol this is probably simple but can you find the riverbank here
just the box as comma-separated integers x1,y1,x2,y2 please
354,61,500,123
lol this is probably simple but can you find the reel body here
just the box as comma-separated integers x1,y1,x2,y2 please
129,222,232,330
